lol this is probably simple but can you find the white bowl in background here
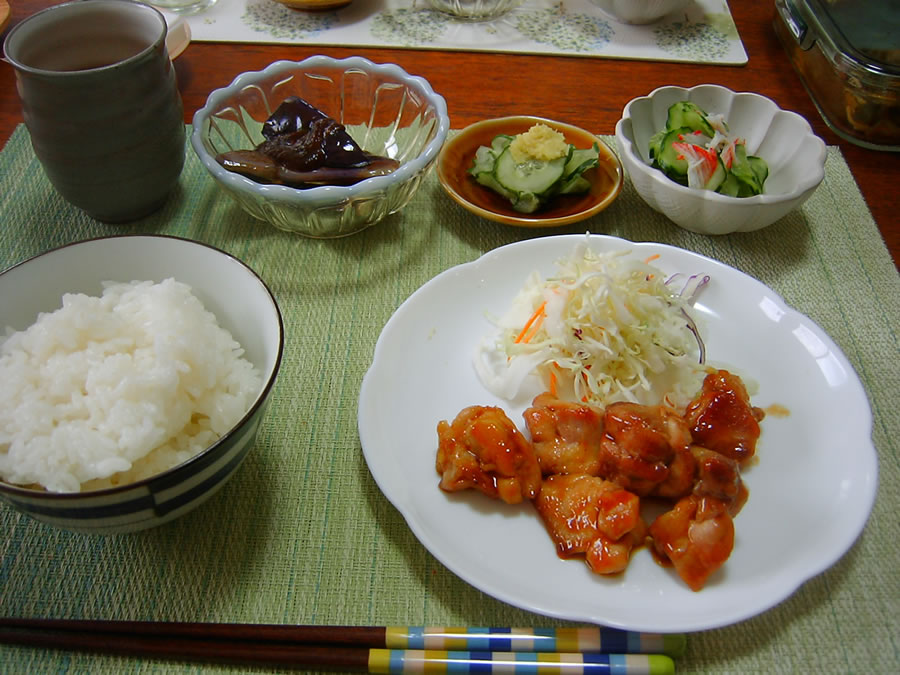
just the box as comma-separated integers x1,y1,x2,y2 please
590,0,689,24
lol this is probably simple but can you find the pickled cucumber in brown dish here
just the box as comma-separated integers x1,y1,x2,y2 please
216,97,400,188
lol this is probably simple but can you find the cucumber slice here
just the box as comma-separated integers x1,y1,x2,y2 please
748,155,768,191
654,127,696,184
563,146,599,179
728,143,763,196
511,192,541,213
648,128,667,162
473,171,514,200
491,134,514,154
716,172,740,197
704,157,727,192
493,147,567,197
666,101,715,137
469,145,497,177
558,175,591,195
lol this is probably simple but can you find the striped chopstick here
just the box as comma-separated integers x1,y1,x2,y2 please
385,626,684,656
0,620,684,673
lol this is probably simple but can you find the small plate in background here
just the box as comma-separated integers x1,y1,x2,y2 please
436,116,623,228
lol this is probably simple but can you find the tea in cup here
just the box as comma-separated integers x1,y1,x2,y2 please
3,0,185,223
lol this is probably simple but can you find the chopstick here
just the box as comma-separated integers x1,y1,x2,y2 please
0,619,683,673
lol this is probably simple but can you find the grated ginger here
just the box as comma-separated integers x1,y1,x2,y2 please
509,123,569,163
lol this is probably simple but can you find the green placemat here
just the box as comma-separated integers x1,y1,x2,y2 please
1,125,897,673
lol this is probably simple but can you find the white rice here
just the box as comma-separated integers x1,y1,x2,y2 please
0,279,262,493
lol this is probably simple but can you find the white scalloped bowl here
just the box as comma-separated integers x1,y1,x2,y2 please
191,56,449,238
590,0,688,24
615,85,827,235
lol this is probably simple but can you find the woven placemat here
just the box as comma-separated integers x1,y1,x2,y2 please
0,124,897,673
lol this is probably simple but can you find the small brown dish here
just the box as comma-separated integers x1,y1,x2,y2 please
436,116,623,228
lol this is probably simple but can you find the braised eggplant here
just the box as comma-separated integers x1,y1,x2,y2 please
215,97,400,188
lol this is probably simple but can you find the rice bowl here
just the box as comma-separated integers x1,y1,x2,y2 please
0,236,284,533
1,279,262,493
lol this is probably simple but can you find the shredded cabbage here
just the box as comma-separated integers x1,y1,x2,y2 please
474,241,709,409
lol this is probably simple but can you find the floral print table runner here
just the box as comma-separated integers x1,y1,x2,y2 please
174,0,747,64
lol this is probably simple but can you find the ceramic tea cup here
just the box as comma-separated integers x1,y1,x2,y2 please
3,0,185,223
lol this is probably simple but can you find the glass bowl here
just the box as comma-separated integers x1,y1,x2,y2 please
190,56,449,238
426,0,523,21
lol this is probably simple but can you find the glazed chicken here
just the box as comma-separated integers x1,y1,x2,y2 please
585,525,648,576
691,445,749,517
436,405,542,504
534,474,646,575
598,402,693,496
684,370,764,463
650,447,696,499
435,368,763,591
522,393,605,476
649,494,735,592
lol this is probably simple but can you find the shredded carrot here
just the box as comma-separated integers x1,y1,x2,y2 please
515,301,547,344
523,317,544,343
549,370,558,397
644,254,661,264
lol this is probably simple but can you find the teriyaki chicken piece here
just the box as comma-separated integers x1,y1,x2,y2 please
684,369,764,463
435,405,542,505
534,474,646,575
649,494,735,591
522,393,606,476
598,401,693,496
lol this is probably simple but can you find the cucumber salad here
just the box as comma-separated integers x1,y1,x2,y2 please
649,101,769,197
469,123,600,213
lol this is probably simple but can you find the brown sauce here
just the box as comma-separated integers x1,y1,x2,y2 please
763,403,790,418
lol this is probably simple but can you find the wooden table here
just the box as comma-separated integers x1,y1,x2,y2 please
1,1,896,259
1,7,898,675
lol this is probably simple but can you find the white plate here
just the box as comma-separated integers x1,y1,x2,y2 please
357,234,877,633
